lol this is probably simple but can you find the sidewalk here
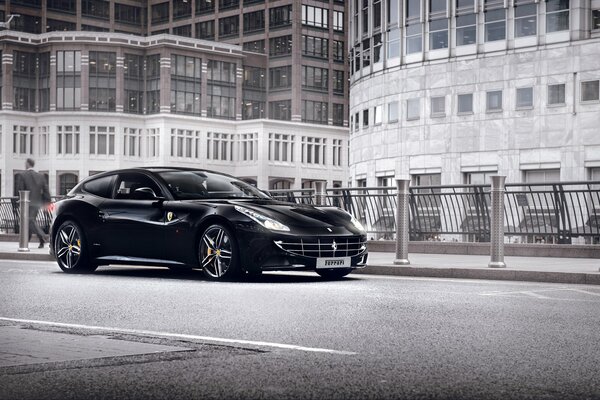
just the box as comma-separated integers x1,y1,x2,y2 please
0,241,598,285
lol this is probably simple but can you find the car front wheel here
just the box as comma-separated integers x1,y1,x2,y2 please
55,220,97,273
199,224,240,280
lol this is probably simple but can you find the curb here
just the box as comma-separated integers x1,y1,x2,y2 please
0,252,53,261
355,264,600,285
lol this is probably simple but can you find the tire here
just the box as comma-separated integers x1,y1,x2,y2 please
54,220,97,274
199,224,240,280
316,268,353,280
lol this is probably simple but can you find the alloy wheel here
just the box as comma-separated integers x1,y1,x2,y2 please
56,224,82,270
200,226,234,278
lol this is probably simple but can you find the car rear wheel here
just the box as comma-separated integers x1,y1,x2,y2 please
199,224,240,280
316,268,353,280
55,220,97,273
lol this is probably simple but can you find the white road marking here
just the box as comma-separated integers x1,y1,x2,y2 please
479,287,600,302
568,288,600,297
0,317,356,356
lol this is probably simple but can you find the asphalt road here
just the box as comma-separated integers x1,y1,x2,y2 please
1,260,599,400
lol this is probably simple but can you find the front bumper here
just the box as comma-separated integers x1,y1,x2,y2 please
235,225,368,272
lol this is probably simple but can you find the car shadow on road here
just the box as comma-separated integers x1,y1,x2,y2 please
87,266,361,284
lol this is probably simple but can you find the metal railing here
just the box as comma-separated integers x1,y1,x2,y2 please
0,197,57,235
267,181,600,244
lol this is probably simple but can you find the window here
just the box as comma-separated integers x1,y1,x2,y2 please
59,173,78,195
431,96,445,116
362,109,369,126
581,81,600,102
219,15,239,37
269,66,292,89
56,51,81,111
89,126,115,156
524,169,560,183
124,54,143,114
56,125,80,155
302,35,329,59
172,129,201,158
46,19,76,32
548,83,565,105
406,23,422,53
83,175,114,198
362,39,371,67
268,133,294,161
115,3,141,25
83,0,109,19
333,41,345,62
429,18,449,49
593,10,600,29
387,28,401,58
546,0,569,32
388,101,398,122
243,40,265,53
333,10,344,31
302,100,328,124
514,2,537,37
270,35,293,56
388,0,399,25
239,133,257,161
114,173,162,200
411,173,441,186
146,55,160,114
196,0,214,14
271,5,292,28
486,90,503,111
81,25,109,32
332,139,343,166
47,0,75,13
39,126,49,155
354,112,360,131
362,0,369,34
170,55,202,115
373,105,382,124
146,128,160,157
465,171,497,184
301,65,328,91
151,2,169,24
13,51,36,112
123,128,142,157
218,0,238,9
373,0,382,29
301,136,326,164
244,10,265,33
372,33,383,63
485,9,506,41
456,14,477,45
173,0,191,18
269,100,291,120
333,70,344,94
207,61,236,120
12,14,42,34
333,104,344,126
173,25,191,37
516,87,534,108
406,98,420,120
302,5,329,29
89,51,116,112
12,125,34,155
196,21,214,39
458,93,473,113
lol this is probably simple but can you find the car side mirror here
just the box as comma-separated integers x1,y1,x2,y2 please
133,187,162,201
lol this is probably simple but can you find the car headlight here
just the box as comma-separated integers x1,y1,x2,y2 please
234,205,290,232
350,214,365,232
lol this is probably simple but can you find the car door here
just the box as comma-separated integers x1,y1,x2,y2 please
96,172,166,261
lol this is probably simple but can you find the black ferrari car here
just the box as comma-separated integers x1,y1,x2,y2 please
50,167,368,280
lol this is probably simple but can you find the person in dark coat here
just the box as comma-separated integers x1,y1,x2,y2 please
16,158,51,248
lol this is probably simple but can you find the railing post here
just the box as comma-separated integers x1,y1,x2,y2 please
18,191,30,252
313,181,327,206
488,176,506,268
394,179,410,265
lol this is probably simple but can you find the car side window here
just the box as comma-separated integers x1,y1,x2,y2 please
114,173,163,200
83,175,115,198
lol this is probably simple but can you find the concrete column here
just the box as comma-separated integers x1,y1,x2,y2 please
80,52,89,111
488,175,507,268
18,190,30,252
313,180,327,205
2,52,13,110
159,52,171,113
116,52,125,113
394,178,410,265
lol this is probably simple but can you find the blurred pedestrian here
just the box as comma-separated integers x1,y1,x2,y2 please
16,158,51,248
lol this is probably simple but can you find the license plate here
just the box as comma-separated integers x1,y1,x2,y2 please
316,257,351,269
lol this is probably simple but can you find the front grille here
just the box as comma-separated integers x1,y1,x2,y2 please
274,236,367,258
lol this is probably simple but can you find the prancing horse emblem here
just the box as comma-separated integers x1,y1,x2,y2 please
167,211,174,222
331,240,338,251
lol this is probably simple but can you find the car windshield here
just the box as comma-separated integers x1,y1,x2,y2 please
157,170,269,200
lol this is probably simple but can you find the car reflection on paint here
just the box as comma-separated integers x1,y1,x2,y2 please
50,167,368,280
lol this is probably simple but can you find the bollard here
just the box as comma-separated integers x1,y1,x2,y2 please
394,179,410,265
313,181,327,206
18,190,30,252
488,175,506,268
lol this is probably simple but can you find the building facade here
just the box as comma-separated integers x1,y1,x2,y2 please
349,0,600,187
0,0,349,196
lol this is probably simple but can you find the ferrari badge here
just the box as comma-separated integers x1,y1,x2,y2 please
167,211,174,222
